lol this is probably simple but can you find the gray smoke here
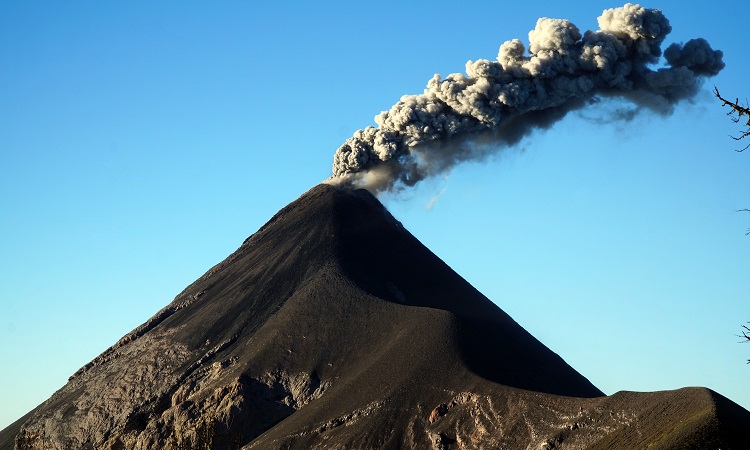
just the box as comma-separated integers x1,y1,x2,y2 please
329,3,724,193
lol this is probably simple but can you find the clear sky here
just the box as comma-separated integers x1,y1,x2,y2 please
1,1,748,430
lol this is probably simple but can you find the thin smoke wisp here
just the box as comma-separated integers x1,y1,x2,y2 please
329,3,724,193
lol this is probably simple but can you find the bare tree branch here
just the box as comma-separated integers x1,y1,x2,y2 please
714,87,750,151
716,90,750,363
739,324,750,364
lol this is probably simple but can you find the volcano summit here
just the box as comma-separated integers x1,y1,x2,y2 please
1,184,748,449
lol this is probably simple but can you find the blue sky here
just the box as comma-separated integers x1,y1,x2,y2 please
1,1,749,429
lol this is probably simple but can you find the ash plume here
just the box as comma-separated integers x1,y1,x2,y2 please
330,3,724,193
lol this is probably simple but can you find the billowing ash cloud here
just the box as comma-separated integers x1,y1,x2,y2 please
329,3,724,193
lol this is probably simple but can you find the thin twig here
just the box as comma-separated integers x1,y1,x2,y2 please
739,210,750,235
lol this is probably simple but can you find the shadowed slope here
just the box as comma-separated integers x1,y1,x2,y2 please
2,184,748,450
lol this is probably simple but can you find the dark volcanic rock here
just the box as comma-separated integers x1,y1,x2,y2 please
2,184,749,449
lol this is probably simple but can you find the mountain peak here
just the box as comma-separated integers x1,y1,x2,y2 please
4,184,749,450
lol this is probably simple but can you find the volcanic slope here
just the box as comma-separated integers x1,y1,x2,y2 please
3,184,749,450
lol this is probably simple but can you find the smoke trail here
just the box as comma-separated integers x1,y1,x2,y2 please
329,3,724,193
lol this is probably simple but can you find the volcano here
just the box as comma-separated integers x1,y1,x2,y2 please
2,184,749,449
